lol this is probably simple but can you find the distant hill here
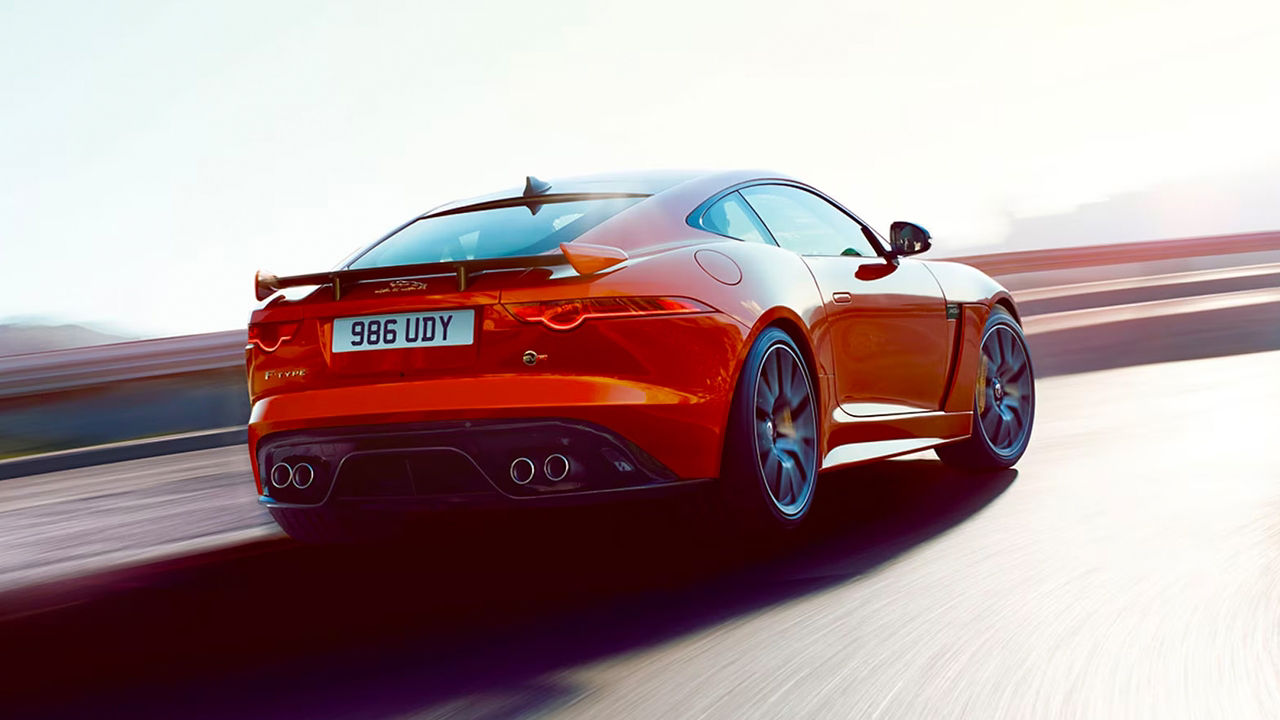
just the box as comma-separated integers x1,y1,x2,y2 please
1003,162,1280,252
0,323,136,357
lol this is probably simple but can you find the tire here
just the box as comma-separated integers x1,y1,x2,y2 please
268,506,396,545
720,327,820,532
936,306,1035,471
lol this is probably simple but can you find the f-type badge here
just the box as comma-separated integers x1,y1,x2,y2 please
264,369,307,380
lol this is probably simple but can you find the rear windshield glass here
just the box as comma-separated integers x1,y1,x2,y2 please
347,196,645,269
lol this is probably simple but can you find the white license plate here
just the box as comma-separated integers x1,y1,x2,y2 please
332,309,475,353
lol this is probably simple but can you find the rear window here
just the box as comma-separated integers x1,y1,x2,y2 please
347,196,645,269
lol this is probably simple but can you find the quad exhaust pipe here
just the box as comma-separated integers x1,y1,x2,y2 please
544,454,570,482
510,457,535,485
509,454,572,485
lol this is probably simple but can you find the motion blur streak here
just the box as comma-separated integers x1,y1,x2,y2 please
545,352,1280,719
0,250,1277,718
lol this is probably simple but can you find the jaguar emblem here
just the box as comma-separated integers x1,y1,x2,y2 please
375,280,429,294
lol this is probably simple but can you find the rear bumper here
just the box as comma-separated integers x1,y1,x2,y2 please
255,418,711,509
248,373,734,493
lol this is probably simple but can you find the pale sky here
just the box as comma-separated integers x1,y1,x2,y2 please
2,0,1279,337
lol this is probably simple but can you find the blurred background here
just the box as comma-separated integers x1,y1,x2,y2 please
1,1,1278,718
4,0,1279,337
3,0,1278,456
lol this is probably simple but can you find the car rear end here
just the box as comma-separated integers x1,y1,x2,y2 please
246,191,747,517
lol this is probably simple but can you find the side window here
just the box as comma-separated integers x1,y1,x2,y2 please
700,192,773,244
739,185,878,257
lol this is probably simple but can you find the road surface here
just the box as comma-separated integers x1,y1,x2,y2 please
0,266,1277,718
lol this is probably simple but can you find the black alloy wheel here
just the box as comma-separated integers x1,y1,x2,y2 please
937,306,1035,470
722,327,820,531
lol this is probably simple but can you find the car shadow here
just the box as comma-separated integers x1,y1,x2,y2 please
2,459,1015,719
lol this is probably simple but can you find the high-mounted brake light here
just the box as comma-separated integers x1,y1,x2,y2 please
248,321,300,352
504,297,713,331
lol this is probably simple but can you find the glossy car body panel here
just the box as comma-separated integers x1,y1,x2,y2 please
919,259,1020,413
246,170,1022,506
247,310,747,494
920,259,1018,316
805,256,949,414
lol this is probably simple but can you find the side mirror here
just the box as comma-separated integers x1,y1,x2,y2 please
889,221,932,256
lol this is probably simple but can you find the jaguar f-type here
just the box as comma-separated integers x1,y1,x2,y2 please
247,170,1034,541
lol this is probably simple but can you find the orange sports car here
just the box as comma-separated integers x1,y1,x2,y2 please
247,171,1034,542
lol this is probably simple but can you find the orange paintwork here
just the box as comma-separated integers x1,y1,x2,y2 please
559,242,629,274
804,256,949,414
245,170,1021,494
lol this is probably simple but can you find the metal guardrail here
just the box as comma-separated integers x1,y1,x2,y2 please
948,230,1280,276
3,230,1278,401
0,427,249,480
0,330,246,400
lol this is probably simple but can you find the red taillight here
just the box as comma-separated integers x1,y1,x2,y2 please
504,297,713,331
248,321,300,352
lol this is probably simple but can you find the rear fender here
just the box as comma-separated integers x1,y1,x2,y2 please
575,239,830,476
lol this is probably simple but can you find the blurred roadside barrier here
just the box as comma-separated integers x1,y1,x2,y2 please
947,229,1280,275
0,427,247,480
1,231,1276,469
0,330,245,399
0,332,248,462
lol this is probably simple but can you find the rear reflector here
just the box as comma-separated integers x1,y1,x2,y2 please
503,297,712,331
248,321,300,352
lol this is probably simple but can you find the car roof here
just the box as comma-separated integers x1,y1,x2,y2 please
423,169,793,216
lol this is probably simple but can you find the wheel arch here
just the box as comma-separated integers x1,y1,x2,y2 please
992,293,1021,324
757,313,821,391
716,308,826,475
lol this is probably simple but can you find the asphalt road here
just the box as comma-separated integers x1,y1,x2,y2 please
3,348,1277,719
1,273,1277,718
0,445,272,590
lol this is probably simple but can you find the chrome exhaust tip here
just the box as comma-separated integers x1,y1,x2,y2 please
544,454,570,482
269,462,293,489
510,457,536,485
292,462,315,489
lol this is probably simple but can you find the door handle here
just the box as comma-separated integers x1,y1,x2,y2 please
832,292,853,304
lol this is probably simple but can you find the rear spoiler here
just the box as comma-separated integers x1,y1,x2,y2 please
254,243,629,301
